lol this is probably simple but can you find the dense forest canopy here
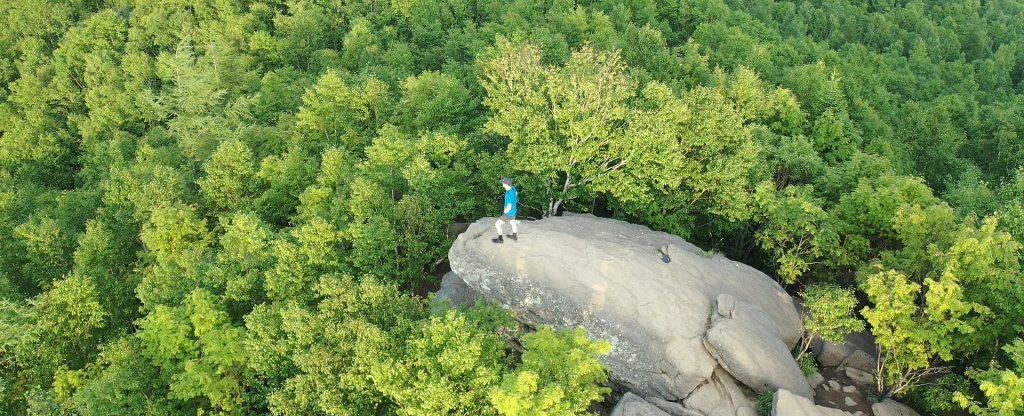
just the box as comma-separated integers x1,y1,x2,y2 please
1,0,1023,414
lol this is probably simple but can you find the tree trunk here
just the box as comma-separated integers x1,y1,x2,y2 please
547,198,563,218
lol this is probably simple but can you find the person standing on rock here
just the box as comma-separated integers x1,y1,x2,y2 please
493,177,518,243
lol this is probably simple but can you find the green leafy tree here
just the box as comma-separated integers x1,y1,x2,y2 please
489,326,611,416
479,40,680,216
207,213,275,310
396,70,476,134
794,283,865,361
136,202,211,308
0,274,107,413
861,267,983,398
137,289,248,414
254,149,317,226
263,275,425,416
753,183,838,284
955,339,1024,415
55,337,178,416
32,275,108,369
198,139,257,215
263,216,344,304
294,70,389,154
72,218,142,328
368,310,508,416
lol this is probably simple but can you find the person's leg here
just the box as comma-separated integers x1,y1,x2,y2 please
505,218,519,240
493,219,505,243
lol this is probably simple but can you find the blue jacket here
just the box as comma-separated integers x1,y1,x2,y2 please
503,187,518,217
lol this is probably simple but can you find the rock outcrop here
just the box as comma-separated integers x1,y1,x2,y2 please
448,214,810,415
434,271,482,307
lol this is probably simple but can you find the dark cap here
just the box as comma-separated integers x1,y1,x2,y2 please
500,177,513,186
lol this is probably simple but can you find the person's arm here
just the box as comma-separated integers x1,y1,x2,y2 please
504,202,512,214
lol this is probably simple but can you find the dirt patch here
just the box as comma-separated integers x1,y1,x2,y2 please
815,366,876,415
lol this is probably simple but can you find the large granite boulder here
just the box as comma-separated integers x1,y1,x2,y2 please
448,214,808,414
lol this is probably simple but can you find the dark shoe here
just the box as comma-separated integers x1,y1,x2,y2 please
506,233,518,241
491,235,503,244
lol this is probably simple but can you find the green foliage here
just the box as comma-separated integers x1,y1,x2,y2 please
137,289,248,414
57,337,177,416
955,339,1024,415
802,283,865,345
797,352,817,378
480,40,681,216
754,183,837,284
370,310,508,416
260,275,424,416
905,374,971,415
32,275,108,368
755,390,774,416
490,326,611,416
396,71,476,133
294,70,389,154
2,0,1024,412
794,283,863,365
198,139,257,215
861,267,983,398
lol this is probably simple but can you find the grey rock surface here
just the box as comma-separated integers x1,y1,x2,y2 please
434,271,482,307
839,350,877,373
645,397,705,416
815,340,853,367
612,393,672,416
814,331,877,368
872,399,922,416
704,302,814,398
448,214,803,406
682,367,755,416
844,367,875,386
772,389,855,416
736,407,757,416
807,371,825,389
